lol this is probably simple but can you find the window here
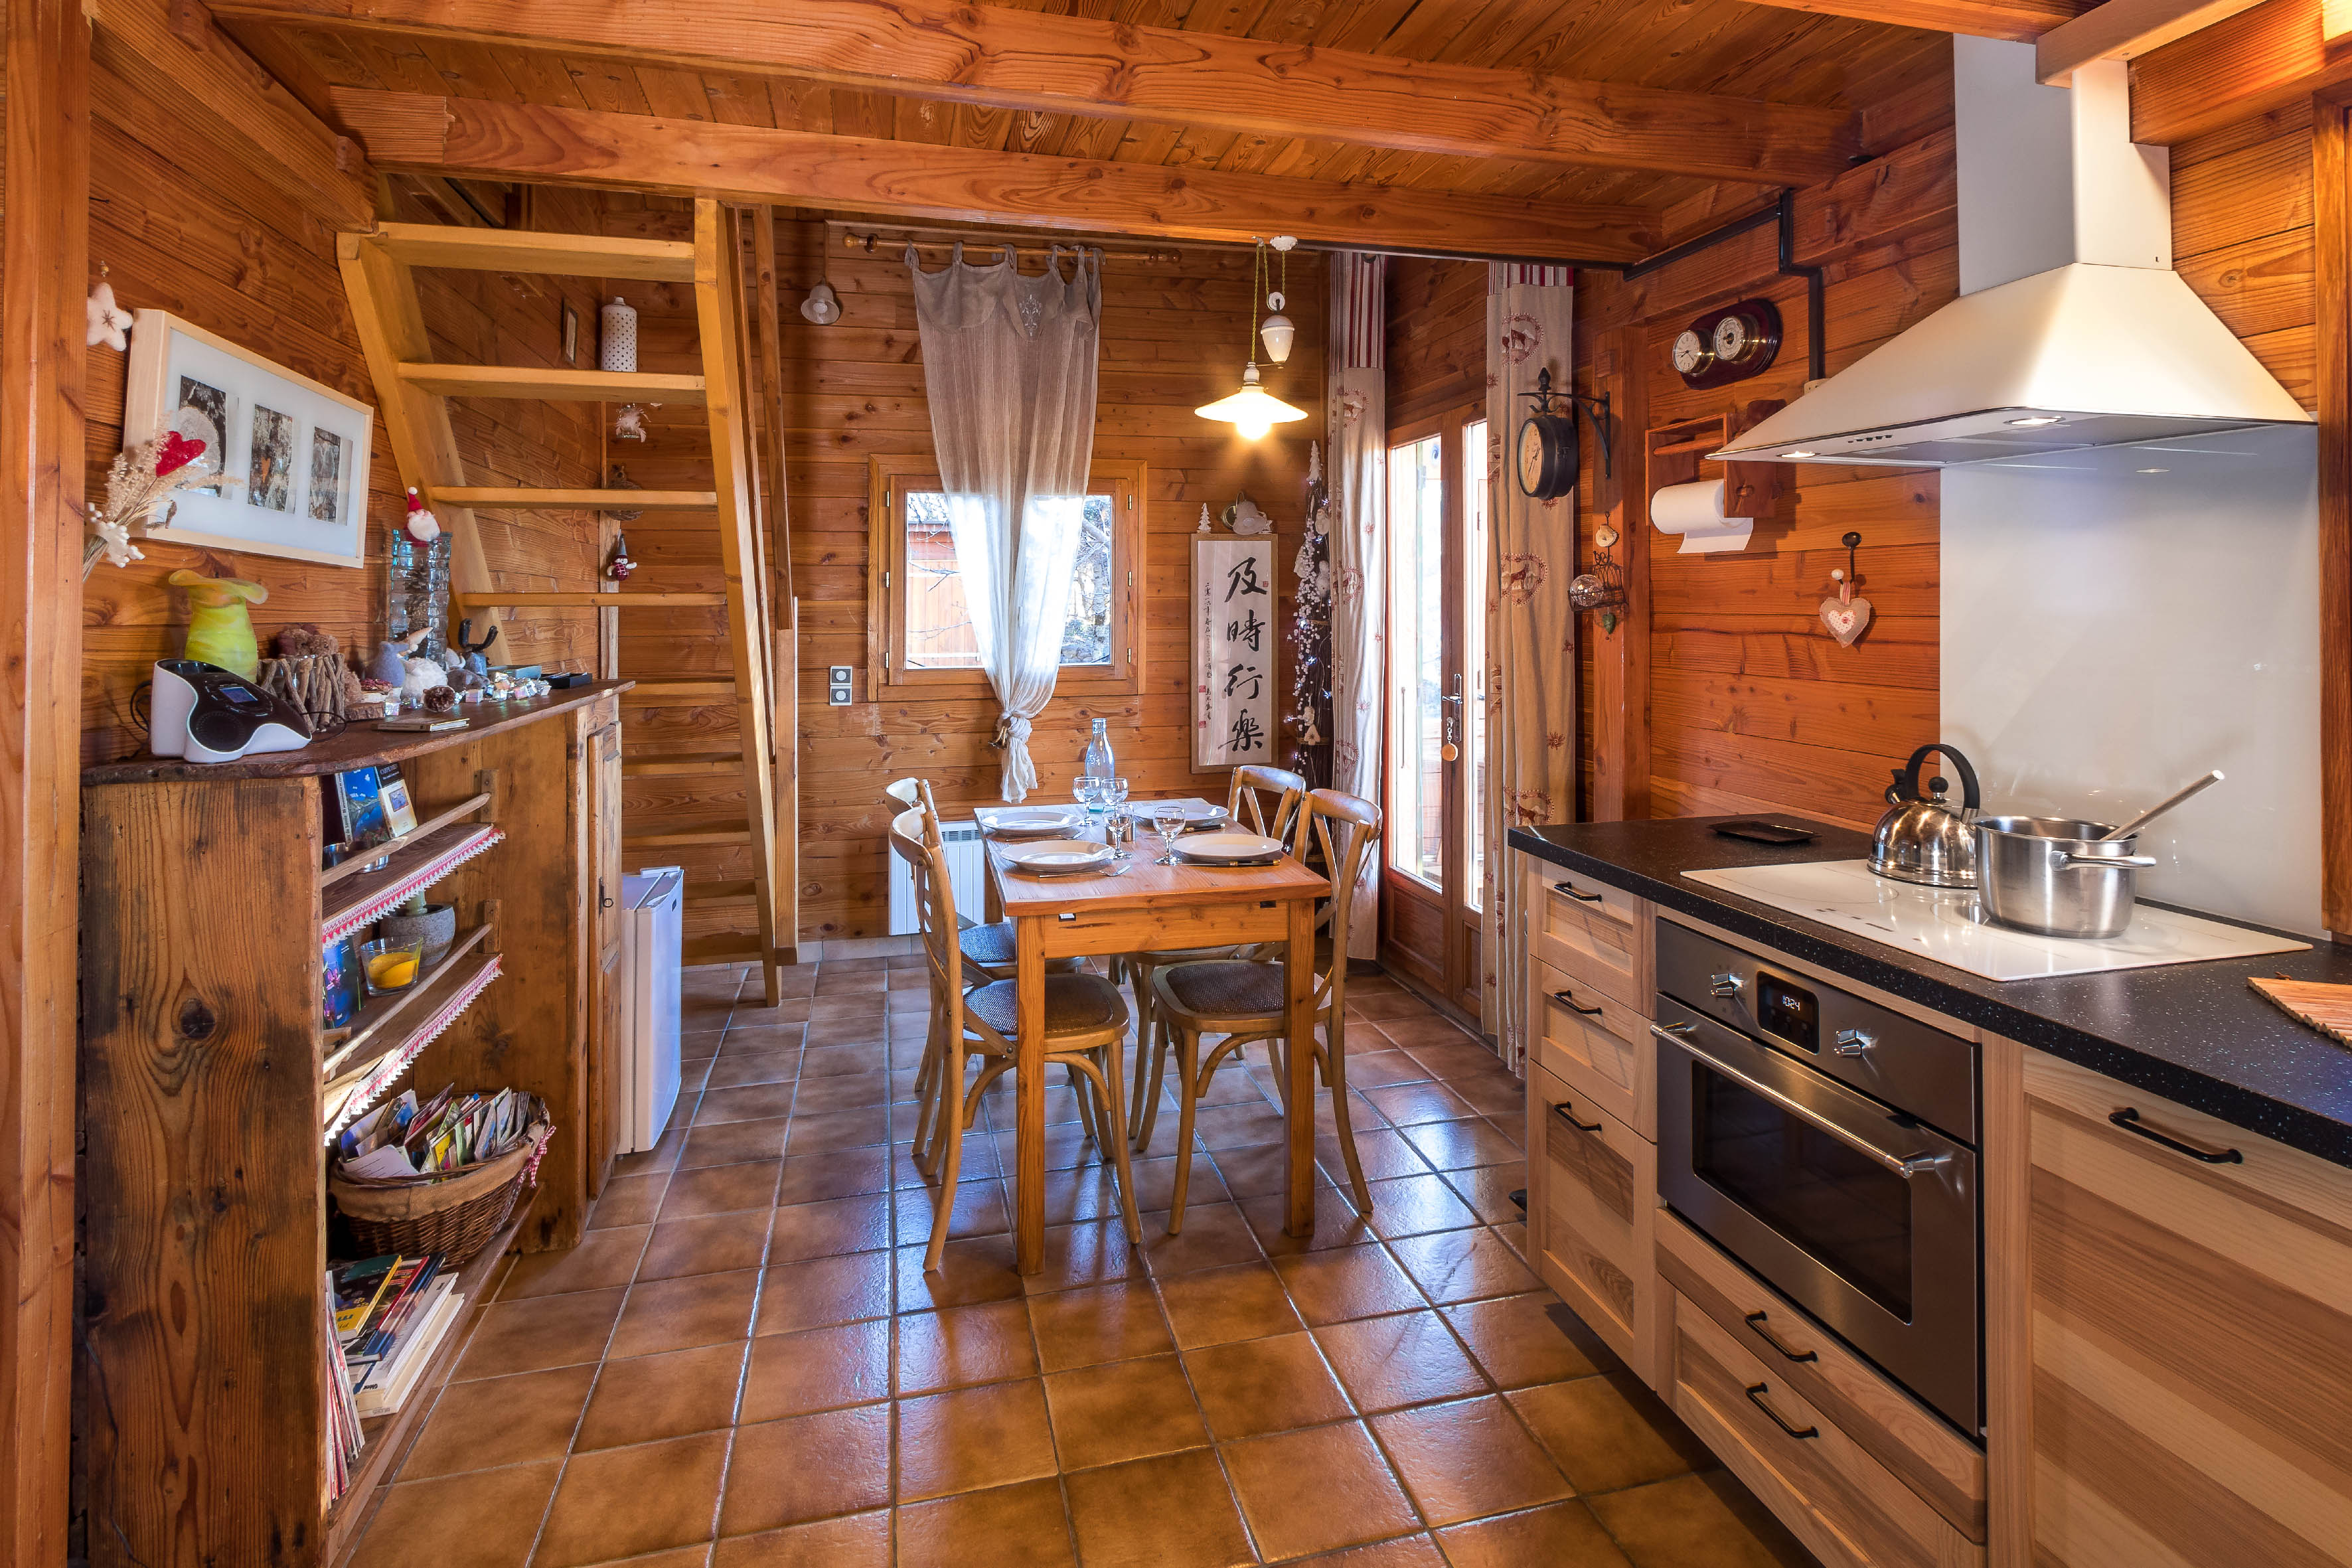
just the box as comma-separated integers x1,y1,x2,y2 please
869,456,1144,692
1386,433,1446,888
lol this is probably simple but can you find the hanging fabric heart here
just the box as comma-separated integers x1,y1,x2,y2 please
1820,595,1872,645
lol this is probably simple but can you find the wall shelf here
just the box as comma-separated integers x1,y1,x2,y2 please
323,821,505,942
79,682,631,1567
325,925,503,1140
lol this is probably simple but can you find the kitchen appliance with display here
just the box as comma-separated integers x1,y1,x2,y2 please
1652,920,1983,1435
149,659,314,764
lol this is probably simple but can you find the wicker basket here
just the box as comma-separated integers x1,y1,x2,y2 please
330,1120,552,1266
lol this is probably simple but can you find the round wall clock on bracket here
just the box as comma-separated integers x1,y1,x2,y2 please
1515,367,1612,501
1672,297,1782,390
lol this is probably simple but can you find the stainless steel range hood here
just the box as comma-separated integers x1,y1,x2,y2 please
1718,42,2310,469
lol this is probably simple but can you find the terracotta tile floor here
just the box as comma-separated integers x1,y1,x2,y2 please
345,954,1819,1568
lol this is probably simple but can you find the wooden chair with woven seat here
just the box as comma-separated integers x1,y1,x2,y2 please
883,776,1085,1168
1146,787,1383,1233
888,805,1146,1271
1119,763,1308,1148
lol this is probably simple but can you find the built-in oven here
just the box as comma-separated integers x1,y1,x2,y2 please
1653,920,1982,1435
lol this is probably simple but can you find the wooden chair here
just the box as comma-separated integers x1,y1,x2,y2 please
889,807,1144,1271
1121,763,1308,1146
1145,787,1382,1233
883,777,1088,1167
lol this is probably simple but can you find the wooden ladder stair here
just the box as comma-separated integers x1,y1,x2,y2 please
339,204,795,1000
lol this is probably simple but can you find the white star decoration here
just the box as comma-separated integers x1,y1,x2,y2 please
86,278,131,351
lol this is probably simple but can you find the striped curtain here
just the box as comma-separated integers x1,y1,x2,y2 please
1328,253,1387,960
1481,265,1577,1070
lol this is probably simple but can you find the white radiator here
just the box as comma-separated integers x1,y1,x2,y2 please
888,819,987,934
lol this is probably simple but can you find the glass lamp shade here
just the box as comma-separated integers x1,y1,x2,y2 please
800,281,842,325
1196,364,1308,441
1259,310,1295,364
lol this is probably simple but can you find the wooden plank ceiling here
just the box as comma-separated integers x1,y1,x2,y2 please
216,0,1954,254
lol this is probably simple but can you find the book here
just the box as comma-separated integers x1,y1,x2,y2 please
374,715,469,734
376,759,420,836
353,1281,462,1417
322,1273,363,1500
332,1255,402,1339
330,767,388,844
321,934,359,1030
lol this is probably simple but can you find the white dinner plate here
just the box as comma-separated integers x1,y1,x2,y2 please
1172,832,1285,866
1152,802,1229,826
986,809,1086,837
1001,838,1114,875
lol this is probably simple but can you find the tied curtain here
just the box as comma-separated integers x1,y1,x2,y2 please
1481,266,1578,1071
907,243,1104,802
1327,252,1388,961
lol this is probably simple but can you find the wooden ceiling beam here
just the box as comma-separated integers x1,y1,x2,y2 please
208,0,1859,185
2129,0,2352,143
86,0,375,230
1731,0,2090,41
2036,0,2271,84
326,88,1662,262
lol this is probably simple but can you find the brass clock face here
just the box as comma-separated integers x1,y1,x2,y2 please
1711,313,1753,362
1671,328,1711,377
1516,412,1577,500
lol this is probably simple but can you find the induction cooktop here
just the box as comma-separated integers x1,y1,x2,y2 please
1683,859,2308,982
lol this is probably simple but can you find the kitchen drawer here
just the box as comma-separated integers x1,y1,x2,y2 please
1530,953,1652,1138
1528,1058,1658,1382
1667,1294,1984,1568
1531,867,1648,1008
1656,1210,1986,1542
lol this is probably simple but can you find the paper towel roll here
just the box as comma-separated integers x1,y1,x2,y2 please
1649,479,1753,554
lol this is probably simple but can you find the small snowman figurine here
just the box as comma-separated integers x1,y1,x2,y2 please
606,532,637,582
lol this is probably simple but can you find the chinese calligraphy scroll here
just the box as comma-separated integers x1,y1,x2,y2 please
1192,536,1277,769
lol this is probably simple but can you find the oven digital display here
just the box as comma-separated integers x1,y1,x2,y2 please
1755,973,1818,1053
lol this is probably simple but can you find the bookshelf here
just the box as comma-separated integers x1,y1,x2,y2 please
78,684,631,1567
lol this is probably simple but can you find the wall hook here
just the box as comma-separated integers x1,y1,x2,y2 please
1822,532,1872,647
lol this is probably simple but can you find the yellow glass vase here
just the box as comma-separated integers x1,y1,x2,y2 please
167,570,269,680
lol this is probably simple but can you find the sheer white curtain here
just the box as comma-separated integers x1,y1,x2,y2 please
1328,253,1387,959
907,244,1103,801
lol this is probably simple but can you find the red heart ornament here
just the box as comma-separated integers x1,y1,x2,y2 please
155,431,206,477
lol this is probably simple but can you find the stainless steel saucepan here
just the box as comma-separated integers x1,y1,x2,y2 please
1974,817,2159,939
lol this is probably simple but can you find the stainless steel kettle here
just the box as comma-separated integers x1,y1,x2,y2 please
1869,743,1983,888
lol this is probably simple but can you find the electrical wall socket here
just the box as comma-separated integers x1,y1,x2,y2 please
828,666,852,683
827,681,852,706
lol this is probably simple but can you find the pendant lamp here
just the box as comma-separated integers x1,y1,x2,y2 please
1198,238,1307,440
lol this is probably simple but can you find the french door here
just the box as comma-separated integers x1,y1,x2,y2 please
1379,407,1488,1016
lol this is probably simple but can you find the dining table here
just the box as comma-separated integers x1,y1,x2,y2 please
977,801,1330,1275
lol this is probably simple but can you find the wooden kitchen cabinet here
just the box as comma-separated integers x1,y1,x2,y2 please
1527,1057,1659,1382
1989,1048,2352,1567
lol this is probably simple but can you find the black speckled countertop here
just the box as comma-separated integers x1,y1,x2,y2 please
1510,816,2352,1170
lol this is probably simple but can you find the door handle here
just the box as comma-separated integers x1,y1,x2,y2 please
1552,881,1604,903
1650,1022,1955,1178
2108,1107,2242,1165
1744,1383,1820,1441
1550,988,1604,1017
1743,1311,1819,1364
1551,1101,1604,1133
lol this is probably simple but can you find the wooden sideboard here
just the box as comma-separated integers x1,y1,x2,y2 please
78,685,629,1567
1514,853,2352,1568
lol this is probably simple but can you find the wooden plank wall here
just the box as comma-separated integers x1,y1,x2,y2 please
78,84,609,766
2172,100,2316,412
1387,256,1486,431
1565,104,1961,829
588,196,1326,944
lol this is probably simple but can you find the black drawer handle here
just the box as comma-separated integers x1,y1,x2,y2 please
1745,1383,1819,1441
1551,1101,1604,1134
2109,1107,2242,1165
1553,880,1605,903
1743,1311,1819,1364
1549,988,1605,1017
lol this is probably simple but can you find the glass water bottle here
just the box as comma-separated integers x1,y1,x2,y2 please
1083,718,1117,787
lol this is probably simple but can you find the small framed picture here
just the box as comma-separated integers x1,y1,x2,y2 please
561,297,580,366
123,309,374,567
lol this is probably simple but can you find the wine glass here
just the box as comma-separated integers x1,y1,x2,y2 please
1152,802,1188,864
1103,777,1133,857
1073,774,1105,821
